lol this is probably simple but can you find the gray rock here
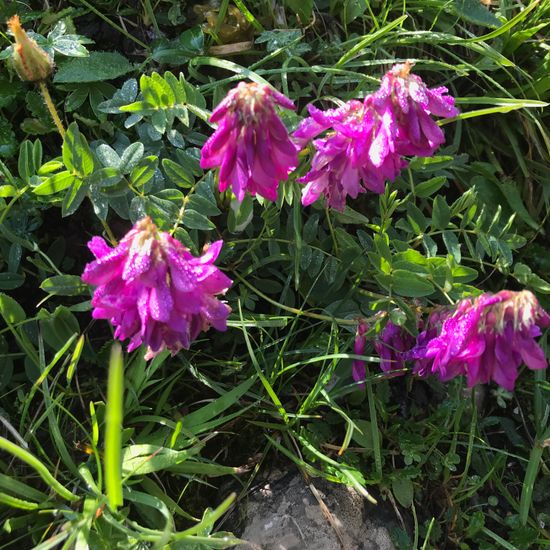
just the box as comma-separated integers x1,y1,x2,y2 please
236,471,397,550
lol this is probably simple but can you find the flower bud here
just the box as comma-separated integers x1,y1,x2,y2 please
7,15,53,82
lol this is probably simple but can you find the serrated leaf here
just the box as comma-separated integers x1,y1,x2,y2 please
54,51,134,83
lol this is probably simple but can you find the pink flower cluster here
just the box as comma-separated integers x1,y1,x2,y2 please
200,63,457,211
200,81,298,201
82,217,232,360
295,62,458,210
356,291,550,391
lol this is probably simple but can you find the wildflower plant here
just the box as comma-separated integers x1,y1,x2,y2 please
0,3,549,549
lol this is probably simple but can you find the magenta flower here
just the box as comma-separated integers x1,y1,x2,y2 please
82,217,232,360
374,319,415,375
200,81,298,202
414,290,550,391
295,101,405,211
352,321,369,386
294,62,457,211
372,61,459,159
408,308,450,377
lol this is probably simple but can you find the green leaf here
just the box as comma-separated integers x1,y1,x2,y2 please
442,231,461,262
151,28,204,65
98,79,138,114
162,158,194,188
130,156,158,189
452,265,478,283
63,123,94,177
432,195,451,230
392,478,414,508
88,167,123,188
122,445,191,476
182,209,215,231
33,171,75,195
18,139,42,183
187,194,220,217
284,0,313,23
415,176,447,198
0,185,17,197
513,263,550,294
453,0,502,28
379,270,435,297
40,275,88,296
0,273,25,290
38,306,79,351
0,293,26,324
182,376,255,434
228,195,254,233
119,143,144,174
95,144,121,169
499,182,539,231
54,51,134,83
62,179,87,217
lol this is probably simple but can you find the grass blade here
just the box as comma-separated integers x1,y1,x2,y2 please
104,343,124,510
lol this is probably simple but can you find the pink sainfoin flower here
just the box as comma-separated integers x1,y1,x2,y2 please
352,320,369,386
407,308,450,377
295,101,404,211
374,319,415,375
82,217,232,360
414,290,550,391
294,62,457,210
372,61,459,159
200,82,298,202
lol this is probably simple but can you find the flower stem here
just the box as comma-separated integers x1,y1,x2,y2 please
38,81,65,138
234,271,363,326
100,218,118,246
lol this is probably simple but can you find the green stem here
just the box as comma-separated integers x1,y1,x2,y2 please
234,272,361,326
38,81,65,138
0,436,78,502
100,218,118,247
0,185,28,225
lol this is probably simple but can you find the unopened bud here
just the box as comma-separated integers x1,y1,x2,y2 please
7,15,53,82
